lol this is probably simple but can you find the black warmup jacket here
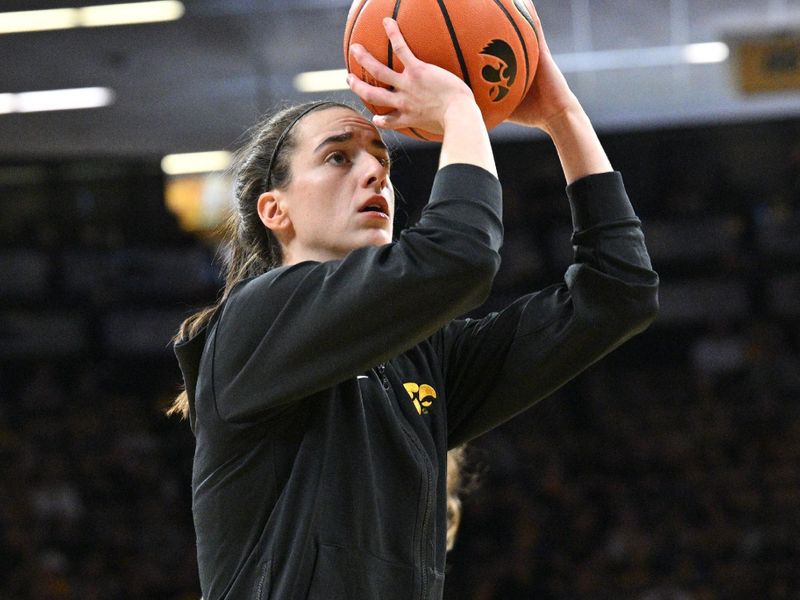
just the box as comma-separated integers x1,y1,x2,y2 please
175,164,659,600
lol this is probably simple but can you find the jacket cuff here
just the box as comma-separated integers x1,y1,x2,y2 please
430,163,502,205
566,171,637,231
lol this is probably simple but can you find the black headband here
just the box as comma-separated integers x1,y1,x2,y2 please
264,101,340,192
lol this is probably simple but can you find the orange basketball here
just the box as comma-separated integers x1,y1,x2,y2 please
344,0,539,141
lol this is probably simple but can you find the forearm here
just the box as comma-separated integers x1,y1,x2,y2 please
543,102,612,185
446,173,659,447
439,97,497,177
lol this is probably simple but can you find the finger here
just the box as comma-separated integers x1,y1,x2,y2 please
347,72,400,109
349,43,401,88
372,111,400,130
524,0,539,23
524,0,549,52
382,17,417,66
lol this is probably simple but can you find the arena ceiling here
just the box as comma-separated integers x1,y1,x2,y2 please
1,0,800,159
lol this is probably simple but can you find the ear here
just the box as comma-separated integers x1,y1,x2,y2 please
256,191,292,238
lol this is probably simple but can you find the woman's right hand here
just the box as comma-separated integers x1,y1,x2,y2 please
347,18,477,136
347,17,496,176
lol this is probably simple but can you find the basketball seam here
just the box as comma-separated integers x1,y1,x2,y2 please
387,0,403,70
436,0,472,89
345,0,370,72
491,0,530,93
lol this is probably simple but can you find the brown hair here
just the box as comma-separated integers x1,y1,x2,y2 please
167,100,352,418
446,445,479,551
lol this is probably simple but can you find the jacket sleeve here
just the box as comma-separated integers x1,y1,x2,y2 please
208,164,503,422
442,171,659,448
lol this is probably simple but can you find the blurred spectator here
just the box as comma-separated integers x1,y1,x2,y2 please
690,320,748,396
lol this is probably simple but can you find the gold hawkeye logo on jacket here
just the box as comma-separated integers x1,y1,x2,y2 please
403,382,437,415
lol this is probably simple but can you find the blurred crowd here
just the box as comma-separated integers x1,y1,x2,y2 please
0,361,198,599
446,328,800,599
2,316,799,599
2,123,800,598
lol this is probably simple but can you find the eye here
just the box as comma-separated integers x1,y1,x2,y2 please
325,150,350,166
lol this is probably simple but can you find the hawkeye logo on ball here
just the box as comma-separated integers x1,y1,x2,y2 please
480,39,517,102
403,382,437,415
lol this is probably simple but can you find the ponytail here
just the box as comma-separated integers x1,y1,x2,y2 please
167,101,352,419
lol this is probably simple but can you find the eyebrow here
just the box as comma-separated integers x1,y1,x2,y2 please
313,131,388,154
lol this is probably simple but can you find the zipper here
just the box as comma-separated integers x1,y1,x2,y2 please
375,362,434,599
418,458,433,599
377,362,390,390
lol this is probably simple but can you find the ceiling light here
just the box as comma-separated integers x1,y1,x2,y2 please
0,1,184,35
0,8,79,34
683,42,730,64
555,43,730,73
80,1,185,27
14,87,115,113
294,69,349,93
161,151,233,175
0,94,14,115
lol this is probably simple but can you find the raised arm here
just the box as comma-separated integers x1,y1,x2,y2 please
442,4,659,446
508,1,611,184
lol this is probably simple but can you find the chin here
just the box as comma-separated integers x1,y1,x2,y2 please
360,230,392,247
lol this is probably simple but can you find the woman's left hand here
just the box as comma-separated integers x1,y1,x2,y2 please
506,1,581,133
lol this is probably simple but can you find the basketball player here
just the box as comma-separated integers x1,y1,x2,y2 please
170,13,658,600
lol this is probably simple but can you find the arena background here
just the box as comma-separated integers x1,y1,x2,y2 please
2,1,800,598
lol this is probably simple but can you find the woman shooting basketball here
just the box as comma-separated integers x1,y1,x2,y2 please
171,12,658,600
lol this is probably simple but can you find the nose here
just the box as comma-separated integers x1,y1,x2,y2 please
360,153,388,191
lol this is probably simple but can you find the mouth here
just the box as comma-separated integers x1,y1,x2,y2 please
358,195,390,219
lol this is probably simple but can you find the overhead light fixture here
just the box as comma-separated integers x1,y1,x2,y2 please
0,87,115,114
0,94,14,115
554,42,730,73
161,151,233,175
294,69,349,93
0,1,184,35
682,42,730,65
293,41,731,92
0,9,79,34
80,1,185,27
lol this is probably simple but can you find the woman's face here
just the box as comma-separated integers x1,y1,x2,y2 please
266,106,394,265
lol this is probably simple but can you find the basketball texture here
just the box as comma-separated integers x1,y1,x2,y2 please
344,0,539,141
